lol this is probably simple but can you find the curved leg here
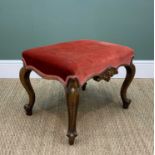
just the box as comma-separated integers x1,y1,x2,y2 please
82,82,87,91
66,78,80,145
121,62,135,109
19,67,35,115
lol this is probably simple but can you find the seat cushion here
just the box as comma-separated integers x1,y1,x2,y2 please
22,40,134,86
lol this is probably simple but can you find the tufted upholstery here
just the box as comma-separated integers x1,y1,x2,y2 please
22,40,134,86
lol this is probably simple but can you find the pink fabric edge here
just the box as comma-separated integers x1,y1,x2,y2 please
22,56,134,87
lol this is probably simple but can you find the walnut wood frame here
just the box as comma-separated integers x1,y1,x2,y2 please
19,60,135,145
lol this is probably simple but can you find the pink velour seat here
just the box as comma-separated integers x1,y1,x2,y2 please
22,40,134,86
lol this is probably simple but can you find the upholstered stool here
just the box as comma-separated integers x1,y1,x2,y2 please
19,40,135,145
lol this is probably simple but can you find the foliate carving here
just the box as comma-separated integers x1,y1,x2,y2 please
93,67,118,82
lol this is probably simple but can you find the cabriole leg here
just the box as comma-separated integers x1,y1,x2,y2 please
82,82,87,91
121,62,136,109
66,78,80,145
19,67,35,115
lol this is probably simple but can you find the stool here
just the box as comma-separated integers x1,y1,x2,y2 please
19,40,135,145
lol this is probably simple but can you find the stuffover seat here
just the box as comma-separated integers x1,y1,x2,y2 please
20,40,135,145
22,40,134,86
